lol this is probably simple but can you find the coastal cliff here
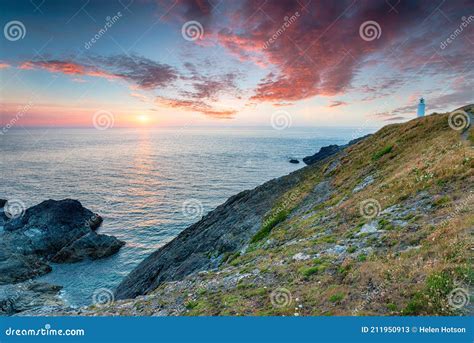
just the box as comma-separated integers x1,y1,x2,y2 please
14,106,474,316
108,107,473,316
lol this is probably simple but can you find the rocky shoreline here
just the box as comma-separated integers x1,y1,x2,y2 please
0,199,125,315
302,134,371,165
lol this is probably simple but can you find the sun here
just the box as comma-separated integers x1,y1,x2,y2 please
137,114,150,124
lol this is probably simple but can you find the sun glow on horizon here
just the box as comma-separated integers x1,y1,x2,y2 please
137,114,151,124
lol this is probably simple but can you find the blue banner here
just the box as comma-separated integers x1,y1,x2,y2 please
0,316,472,343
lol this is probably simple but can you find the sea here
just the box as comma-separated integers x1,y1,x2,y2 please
0,126,375,307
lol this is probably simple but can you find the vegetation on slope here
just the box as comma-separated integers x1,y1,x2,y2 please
83,109,473,317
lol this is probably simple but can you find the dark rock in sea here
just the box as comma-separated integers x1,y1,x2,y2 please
0,254,52,284
4,199,99,256
0,199,125,285
0,281,64,315
302,134,372,166
52,232,125,263
289,159,299,164
302,145,341,165
0,199,8,227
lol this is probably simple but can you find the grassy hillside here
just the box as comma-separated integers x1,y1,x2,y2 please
81,109,473,316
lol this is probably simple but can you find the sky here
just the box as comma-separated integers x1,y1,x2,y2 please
0,0,473,128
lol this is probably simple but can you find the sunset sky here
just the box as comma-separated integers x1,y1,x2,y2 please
0,0,473,128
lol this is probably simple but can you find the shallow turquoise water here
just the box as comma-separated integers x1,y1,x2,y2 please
0,126,374,306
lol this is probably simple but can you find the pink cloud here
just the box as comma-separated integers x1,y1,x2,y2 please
156,96,236,119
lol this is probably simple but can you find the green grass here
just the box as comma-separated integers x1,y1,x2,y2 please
372,145,393,161
329,292,345,303
386,303,397,312
378,218,396,231
357,254,367,262
433,195,451,207
300,258,331,278
401,293,425,315
315,235,337,244
402,271,455,315
185,300,199,310
347,246,357,253
425,271,453,297
223,251,241,264
251,210,288,243
300,266,320,278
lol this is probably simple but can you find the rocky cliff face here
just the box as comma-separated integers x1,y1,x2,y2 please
115,170,306,299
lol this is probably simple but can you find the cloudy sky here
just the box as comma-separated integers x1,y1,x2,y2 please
0,0,473,128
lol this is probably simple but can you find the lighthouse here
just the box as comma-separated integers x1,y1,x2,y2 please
417,98,425,117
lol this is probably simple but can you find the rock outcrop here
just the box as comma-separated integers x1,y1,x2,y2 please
302,135,371,165
52,231,125,263
0,199,125,284
302,144,341,165
0,281,64,315
0,200,8,228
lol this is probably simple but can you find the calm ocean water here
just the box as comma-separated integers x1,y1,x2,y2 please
0,126,373,306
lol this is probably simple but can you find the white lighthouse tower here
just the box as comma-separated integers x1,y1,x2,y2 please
417,98,425,117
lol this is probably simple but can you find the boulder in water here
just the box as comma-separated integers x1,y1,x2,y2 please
0,199,125,284
52,232,125,263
